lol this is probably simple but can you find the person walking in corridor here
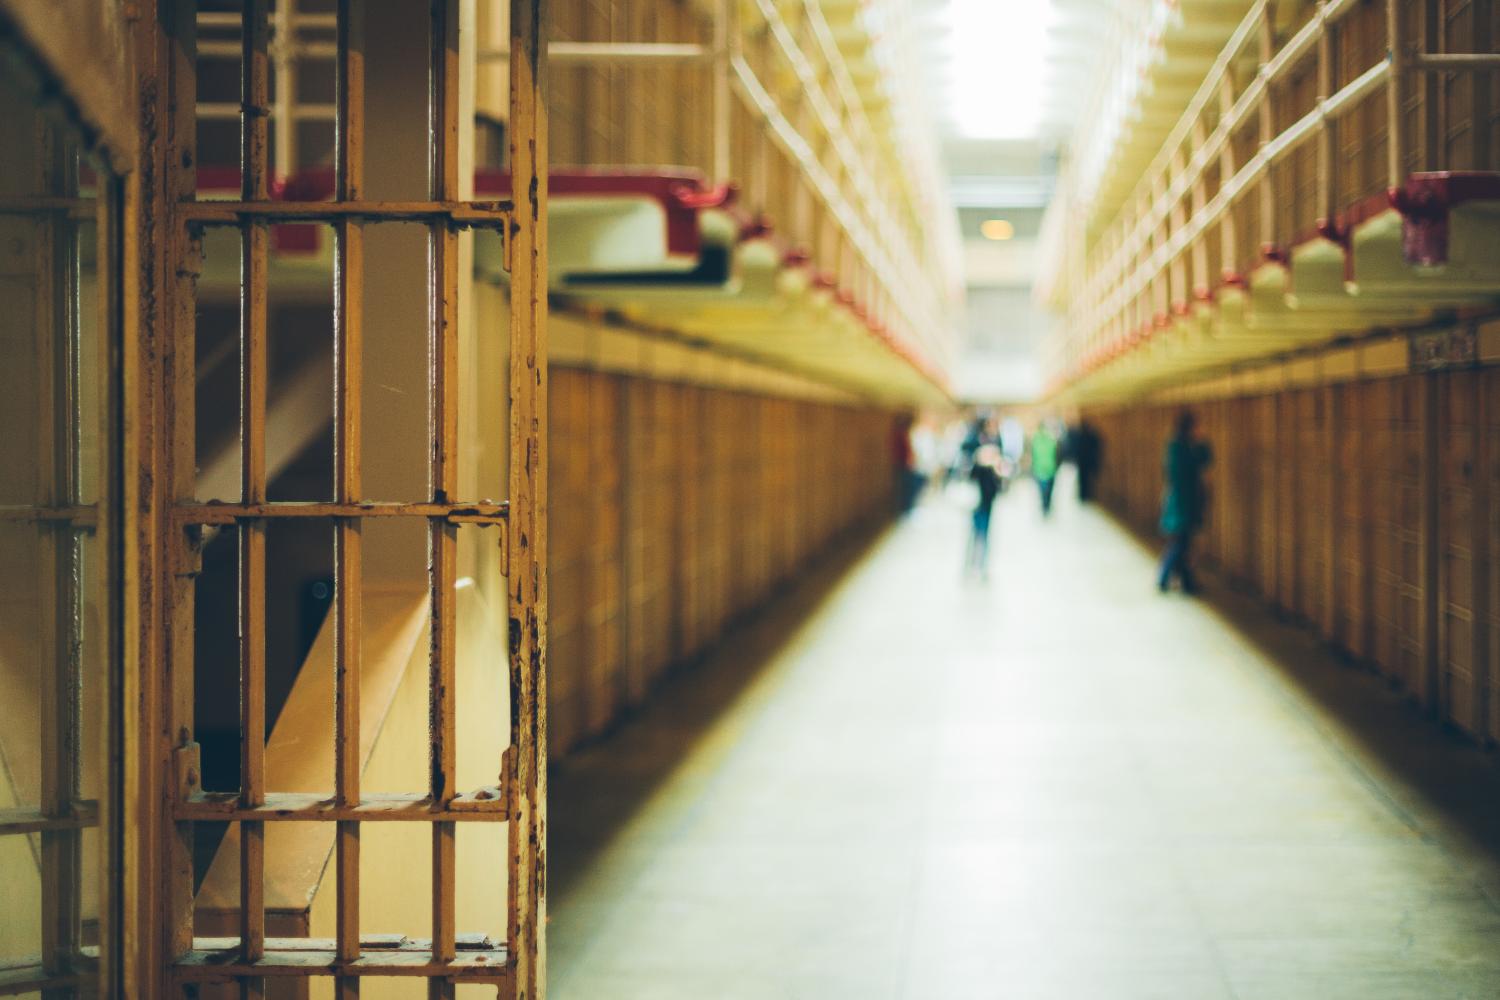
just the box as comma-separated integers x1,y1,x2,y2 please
965,444,1004,579
1158,410,1212,593
1029,421,1060,517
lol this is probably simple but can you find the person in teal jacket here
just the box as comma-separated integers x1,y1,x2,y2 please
1029,421,1060,517
1158,411,1212,593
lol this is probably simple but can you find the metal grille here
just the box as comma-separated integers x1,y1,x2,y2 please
0,69,117,998
158,1,547,995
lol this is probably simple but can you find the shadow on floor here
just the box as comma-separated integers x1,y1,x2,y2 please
547,519,895,907
1105,505,1500,900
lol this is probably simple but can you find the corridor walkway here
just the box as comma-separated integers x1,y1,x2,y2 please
548,475,1500,999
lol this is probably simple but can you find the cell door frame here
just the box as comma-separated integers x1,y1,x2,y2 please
129,1,549,996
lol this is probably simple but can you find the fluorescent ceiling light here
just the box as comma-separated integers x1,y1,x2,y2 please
939,0,1057,139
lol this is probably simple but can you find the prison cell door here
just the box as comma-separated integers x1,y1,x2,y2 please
0,37,123,1000
141,0,548,996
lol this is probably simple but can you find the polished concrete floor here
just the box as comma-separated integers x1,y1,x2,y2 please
548,474,1500,999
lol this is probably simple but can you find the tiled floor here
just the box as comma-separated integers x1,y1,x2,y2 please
548,475,1500,999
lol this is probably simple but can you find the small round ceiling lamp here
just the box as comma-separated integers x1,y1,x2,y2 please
980,219,1015,241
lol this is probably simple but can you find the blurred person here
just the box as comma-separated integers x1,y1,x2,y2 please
892,416,916,515
965,444,1004,579
1029,421,1060,517
1072,419,1102,502
910,418,939,503
1158,410,1213,594
958,412,990,469
999,415,1025,468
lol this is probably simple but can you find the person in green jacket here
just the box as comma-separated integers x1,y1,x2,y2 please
1158,410,1212,593
1029,421,1060,517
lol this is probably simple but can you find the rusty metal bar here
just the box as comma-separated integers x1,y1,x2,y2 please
428,2,461,993
164,0,204,981
180,199,511,225
239,3,271,993
197,99,337,119
333,1,366,995
175,789,506,822
273,0,298,177
508,0,549,995
0,803,100,836
173,501,507,524
173,938,508,983
0,196,96,217
35,119,83,999
0,504,98,525
198,10,338,30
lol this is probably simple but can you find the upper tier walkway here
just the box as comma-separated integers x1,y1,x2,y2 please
549,471,1500,1000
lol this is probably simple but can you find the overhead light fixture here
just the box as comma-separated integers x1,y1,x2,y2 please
981,219,1015,241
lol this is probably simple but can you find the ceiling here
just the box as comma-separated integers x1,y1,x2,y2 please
905,0,1120,402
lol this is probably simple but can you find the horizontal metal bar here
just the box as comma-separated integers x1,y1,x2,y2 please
1324,58,1391,119
197,100,337,120
181,199,511,227
478,41,711,64
0,802,99,836
0,965,92,997
0,948,97,997
1411,52,1500,72
175,789,507,822
199,41,339,60
198,11,337,29
0,196,96,218
174,937,508,981
173,501,508,525
0,505,98,527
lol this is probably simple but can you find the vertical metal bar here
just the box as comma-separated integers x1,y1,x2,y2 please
1474,0,1493,169
1472,371,1491,739
334,1,365,995
1190,118,1210,295
1421,371,1441,710
711,0,732,180
428,2,460,994
1218,74,1238,279
274,0,298,177
508,0,549,996
36,116,81,1000
1257,3,1276,254
240,1,271,993
1419,0,1441,171
1387,0,1407,184
1318,8,1339,223
163,0,203,977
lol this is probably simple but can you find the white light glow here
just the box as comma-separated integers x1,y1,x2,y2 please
940,0,1058,139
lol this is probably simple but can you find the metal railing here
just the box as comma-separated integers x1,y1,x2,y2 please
1053,0,1499,390
483,0,958,380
